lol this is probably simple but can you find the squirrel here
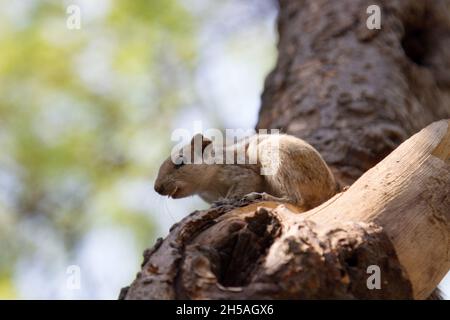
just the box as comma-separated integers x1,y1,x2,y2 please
154,133,445,300
154,133,338,209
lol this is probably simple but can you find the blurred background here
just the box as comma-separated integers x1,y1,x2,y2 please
0,0,448,299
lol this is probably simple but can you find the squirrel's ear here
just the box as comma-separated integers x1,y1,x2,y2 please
191,134,212,151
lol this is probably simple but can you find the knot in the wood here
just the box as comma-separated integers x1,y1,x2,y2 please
122,202,414,299
182,206,281,293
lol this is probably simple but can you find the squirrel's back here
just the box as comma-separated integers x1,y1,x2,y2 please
247,134,337,208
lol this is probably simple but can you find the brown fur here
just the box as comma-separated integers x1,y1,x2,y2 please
154,134,337,209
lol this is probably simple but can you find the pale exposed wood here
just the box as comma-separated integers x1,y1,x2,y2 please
302,119,450,298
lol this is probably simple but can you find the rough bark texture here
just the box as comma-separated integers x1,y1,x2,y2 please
123,206,413,299
258,0,450,186
121,0,450,299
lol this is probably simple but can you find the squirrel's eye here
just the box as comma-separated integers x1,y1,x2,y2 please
174,155,186,169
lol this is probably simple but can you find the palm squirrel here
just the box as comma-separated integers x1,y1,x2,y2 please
154,133,337,209
154,133,445,300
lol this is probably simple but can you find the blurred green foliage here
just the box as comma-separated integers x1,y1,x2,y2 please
0,0,198,298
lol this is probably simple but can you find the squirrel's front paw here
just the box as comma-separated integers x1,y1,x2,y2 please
211,197,238,208
212,193,291,208
241,192,289,203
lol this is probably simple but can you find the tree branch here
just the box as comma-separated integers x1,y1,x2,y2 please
122,120,449,299
121,0,450,299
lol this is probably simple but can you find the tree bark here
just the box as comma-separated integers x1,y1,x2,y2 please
121,0,450,299
258,0,450,186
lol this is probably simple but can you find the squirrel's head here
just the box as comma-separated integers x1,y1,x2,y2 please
154,134,213,199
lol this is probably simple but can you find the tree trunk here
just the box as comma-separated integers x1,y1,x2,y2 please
258,0,450,186
121,0,450,299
